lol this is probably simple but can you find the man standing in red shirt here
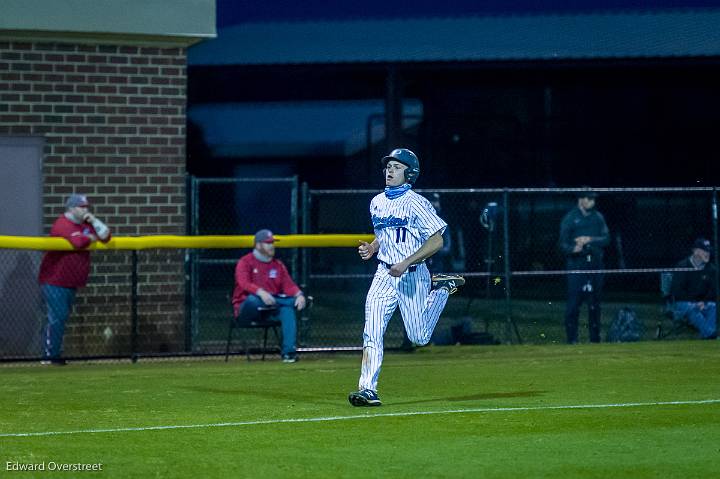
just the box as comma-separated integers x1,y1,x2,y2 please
232,229,306,363
38,194,111,364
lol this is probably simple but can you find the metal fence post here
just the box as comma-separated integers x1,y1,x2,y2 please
713,188,719,330
131,249,139,362
503,189,522,344
290,175,299,278
190,175,200,353
502,189,512,343
184,174,193,353
301,182,309,289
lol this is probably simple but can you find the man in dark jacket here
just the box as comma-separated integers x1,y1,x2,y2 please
670,238,717,339
559,189,610,344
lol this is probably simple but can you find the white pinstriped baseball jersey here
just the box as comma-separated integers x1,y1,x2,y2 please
370,190,447,265
357,188,451,393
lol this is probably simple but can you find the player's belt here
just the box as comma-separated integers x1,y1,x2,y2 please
378,260,422,272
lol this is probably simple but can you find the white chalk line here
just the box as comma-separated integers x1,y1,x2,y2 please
1,398,718,438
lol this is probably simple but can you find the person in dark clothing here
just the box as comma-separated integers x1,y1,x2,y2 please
670,237,717,339
559,189,610,344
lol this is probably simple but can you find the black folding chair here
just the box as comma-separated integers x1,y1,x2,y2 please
225,305,281,362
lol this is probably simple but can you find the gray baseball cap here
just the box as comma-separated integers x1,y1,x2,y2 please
65,194,90,208
254,229,277,244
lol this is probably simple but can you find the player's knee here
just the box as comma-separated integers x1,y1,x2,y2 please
362,333,382,348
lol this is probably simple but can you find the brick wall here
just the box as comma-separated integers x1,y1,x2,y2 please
0,41,188,356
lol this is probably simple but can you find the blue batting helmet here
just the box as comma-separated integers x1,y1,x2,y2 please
381,148,420,184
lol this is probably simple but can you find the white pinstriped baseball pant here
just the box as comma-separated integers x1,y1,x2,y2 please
358,263,450,392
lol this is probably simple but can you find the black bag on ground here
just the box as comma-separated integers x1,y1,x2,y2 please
606,308,644,342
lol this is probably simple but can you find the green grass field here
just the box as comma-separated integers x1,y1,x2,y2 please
1,341,718,478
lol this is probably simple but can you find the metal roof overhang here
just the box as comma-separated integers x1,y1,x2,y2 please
189,9,720,66
188,100,423,158
1,0,216,46
187,9,720,159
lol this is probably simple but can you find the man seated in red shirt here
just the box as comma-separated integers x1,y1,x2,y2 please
38,194,111,364
232,229,306,363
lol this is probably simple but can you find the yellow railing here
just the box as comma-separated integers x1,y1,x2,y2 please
0,234,374,251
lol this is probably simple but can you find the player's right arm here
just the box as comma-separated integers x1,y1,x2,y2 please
358,238,379,260
360,196,381,261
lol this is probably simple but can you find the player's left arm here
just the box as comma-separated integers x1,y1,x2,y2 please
278,262,305,310
588,213,610,248
83,212,111,242
389,231,443,277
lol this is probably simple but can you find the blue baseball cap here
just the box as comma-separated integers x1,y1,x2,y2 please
692,237,712,253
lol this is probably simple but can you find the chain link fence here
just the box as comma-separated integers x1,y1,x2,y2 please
1,186,717,363
303,187,719,347
187,176,300,355
0,249,184,361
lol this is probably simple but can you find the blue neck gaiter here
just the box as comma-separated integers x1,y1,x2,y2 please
384,183,411,199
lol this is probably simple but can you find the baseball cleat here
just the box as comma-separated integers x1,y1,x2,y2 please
431,274,465,295
41,358,67,366
281,353,298,363
348,389,382,407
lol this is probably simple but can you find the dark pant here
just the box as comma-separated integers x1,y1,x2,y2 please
237,295,297,355
565,272,604,344
41,284,77,359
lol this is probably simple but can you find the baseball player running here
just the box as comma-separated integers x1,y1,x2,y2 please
348,148,465,407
